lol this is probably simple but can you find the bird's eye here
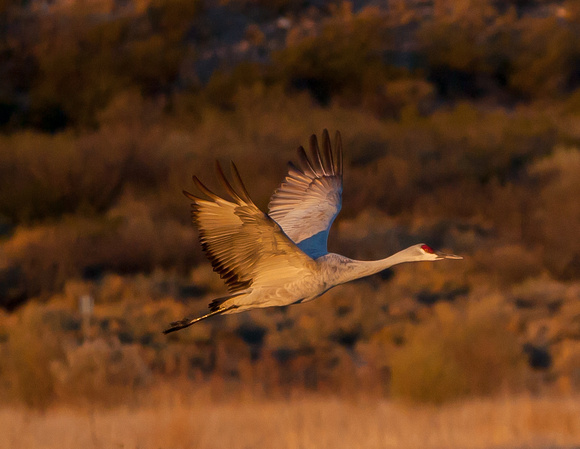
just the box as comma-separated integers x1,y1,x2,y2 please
421,244,435,254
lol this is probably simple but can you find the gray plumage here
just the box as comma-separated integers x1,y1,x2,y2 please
163,130,461,334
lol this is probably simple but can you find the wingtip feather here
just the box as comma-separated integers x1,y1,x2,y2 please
309,133,326,175
335,130,343,177
297,145,316,176
322,129,334,176
183,189,201,201
193,176,221,201
230,161,252,204
215,160,242,203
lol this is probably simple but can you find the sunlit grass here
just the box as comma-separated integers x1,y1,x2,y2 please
1,392,578,449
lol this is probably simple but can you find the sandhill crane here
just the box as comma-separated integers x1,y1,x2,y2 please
164,130,462,334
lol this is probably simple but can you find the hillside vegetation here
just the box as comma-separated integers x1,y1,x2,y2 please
0,0,579,408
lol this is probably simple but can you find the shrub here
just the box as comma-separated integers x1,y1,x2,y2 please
52,337,151,407
508,17,580,98
418,0,514,97
1,208,198,297
29,0,201,129
204,62,269,110
419,2,580,100
527,147,580,278
6,301,64,409
390,298,525,403
272,4,393,105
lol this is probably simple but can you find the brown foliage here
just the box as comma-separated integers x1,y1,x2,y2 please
273,4,394,106
1,0,580,407
528,147,580,278
390,299,525,403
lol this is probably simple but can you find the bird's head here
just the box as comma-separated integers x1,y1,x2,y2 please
408,243,463,261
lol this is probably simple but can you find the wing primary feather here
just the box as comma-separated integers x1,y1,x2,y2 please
309,134,326,175
230,161,252,204
193,176,221,201
215,160,242,203
335,130,343,177
286,161,303,176
322,129,334,175
183,189,202,201
297,145,315,176
186,154,316,296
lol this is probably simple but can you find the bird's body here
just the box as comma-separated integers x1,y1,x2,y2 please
164,130,461,334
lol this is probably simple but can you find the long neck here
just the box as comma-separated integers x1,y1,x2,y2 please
334,248,422,285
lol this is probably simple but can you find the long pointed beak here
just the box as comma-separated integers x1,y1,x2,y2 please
436,251,463,260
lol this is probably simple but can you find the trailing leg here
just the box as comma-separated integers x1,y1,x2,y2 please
162,307,234,334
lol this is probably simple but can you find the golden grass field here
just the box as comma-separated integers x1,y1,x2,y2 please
2,392,579,449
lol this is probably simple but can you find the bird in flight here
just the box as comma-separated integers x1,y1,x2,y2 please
164,130,462,334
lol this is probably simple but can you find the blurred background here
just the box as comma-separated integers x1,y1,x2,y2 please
0,0,579,447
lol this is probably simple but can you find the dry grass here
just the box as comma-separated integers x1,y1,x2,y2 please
1,392,578,449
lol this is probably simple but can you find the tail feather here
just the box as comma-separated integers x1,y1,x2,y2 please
209,296,229,312
208,290,246,312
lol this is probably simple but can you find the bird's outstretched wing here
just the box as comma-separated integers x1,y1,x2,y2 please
268,130,343,259
184,162,316,295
